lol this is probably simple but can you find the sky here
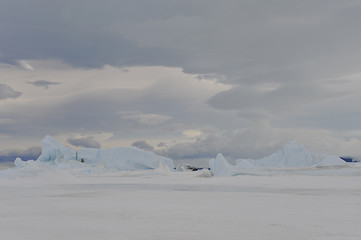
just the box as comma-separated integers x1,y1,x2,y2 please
1,0,361,165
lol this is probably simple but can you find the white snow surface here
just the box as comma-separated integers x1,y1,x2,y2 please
211,141,347,177
1,165,361,240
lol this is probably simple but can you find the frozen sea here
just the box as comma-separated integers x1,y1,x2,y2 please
1,165,361,240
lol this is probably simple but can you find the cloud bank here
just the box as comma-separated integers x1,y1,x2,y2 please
1,0,360,81
67,137,101,149
132,140,154,151
0,146,41,163
27,80,61,89
0,84,21,100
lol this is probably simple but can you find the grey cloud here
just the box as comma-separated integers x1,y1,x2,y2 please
159,125,286,161
0,79,241,149
117,1,361,85
67,137,101,148
157,142,166,148
276,93,361,131
13,82,237,136
0,83,21,100
2,0,361,128
0,87,163,139
207,82,346,116
27,80,61,89
0,146,41,163
119,112,172,126
0,0,184,68
1,0,360,83
132,140,154,151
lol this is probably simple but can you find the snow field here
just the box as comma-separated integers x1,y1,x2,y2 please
1,169,361,240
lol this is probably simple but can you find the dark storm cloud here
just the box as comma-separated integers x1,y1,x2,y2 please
132,140,154,151
0,83,21,100
1,0,360,81
2,0,361,118
67,137,101,148
0,0,184,68
27,80,61,89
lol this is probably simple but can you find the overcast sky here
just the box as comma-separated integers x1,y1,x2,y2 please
1,0,361,165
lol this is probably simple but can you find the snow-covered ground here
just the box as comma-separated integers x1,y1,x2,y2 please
2,136,361,239
1,165,361,240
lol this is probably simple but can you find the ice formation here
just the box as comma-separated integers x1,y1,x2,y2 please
209,153,234,177
9,136,352,178
77,147,174,171
211,141,347,177
37,135,77,162
15,135,174,171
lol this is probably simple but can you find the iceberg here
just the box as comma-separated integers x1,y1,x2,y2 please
245,141,314,168
77,147,174,171
37,135,76,162
209,153,235,177
16,135,174,171
210,141,347,177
